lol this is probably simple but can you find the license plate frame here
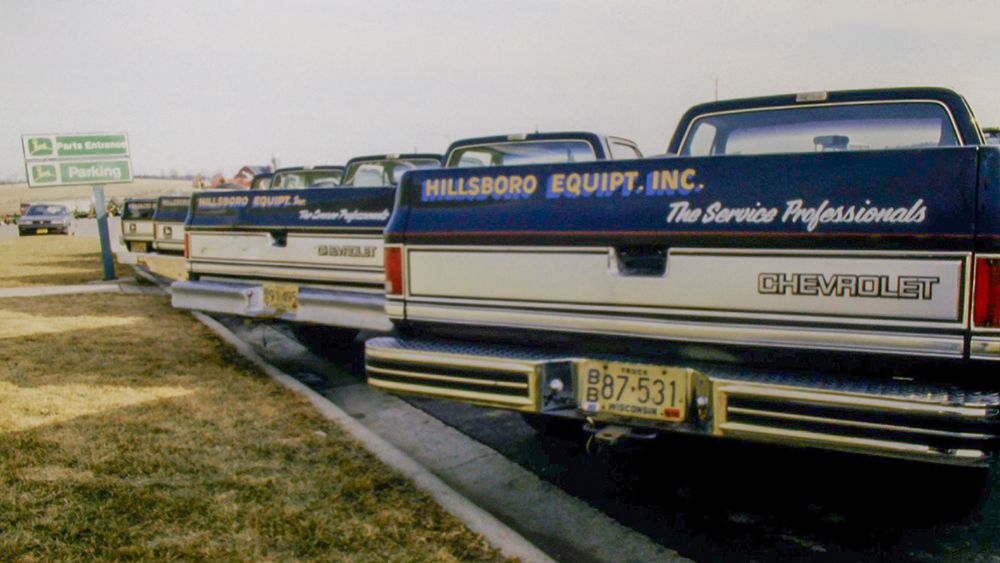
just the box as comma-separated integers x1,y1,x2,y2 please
578,361,690,423
263,282,299,313
36,228,48,234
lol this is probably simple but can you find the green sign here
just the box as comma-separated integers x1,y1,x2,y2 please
22,133,129,160
26,159,132,187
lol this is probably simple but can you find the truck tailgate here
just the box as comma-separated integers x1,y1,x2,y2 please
393,148,980,357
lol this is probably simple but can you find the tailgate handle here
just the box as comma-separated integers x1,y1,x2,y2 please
610,245,668,277
269,230,288,247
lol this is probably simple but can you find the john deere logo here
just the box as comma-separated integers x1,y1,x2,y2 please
28,138,53,157
31,164,57,183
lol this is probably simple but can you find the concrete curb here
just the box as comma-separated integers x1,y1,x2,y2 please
0,279,138,299
191,310,556,563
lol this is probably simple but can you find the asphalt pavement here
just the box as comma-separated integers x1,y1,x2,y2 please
222,319,1000,562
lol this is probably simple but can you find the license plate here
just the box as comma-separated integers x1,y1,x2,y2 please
37,228,48,234
132,242,148,253
263,283,299,312
578,361,690,422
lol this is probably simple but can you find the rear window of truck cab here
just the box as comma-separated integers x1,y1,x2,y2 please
680,102,960,156
271,170,343,189
342,159,441,187
446,140,598,168
123,202,155,220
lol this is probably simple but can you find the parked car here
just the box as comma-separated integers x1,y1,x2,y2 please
17,203,72,235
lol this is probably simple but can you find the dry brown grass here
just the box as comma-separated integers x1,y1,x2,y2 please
0,294,507,561
138,253,190,281
1,179,193,215
0,236,121,287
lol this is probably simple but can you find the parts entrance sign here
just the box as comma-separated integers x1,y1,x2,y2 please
22,132,132,187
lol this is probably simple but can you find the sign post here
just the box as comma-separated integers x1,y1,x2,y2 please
21,132,132,281
91,185,115,280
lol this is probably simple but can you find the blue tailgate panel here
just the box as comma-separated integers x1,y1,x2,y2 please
394,148,980,250
188,187,396,230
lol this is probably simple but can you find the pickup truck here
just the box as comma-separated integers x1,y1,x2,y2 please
120,198,156,253
171,133,642,348
365,88,1000,467
151,195,192,254
170,153,443,345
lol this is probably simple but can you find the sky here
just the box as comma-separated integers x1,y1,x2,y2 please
2,0,999,180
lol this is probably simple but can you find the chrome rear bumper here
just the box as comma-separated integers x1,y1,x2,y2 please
365,336,1000,466
171,279,392,331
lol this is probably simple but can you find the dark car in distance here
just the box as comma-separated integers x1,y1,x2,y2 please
17,203,72,235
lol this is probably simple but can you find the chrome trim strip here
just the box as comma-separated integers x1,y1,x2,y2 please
720,384,990,418
970,337,1000,361
405,303,965,358
726,407,993,440
405,295,962,331
367,365,528,390
188,230,384,241
717,422,986,461
190,262,383,285
368,378,534,408
367,346,545,375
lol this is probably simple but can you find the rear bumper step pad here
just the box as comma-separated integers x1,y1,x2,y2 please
171,280,391,331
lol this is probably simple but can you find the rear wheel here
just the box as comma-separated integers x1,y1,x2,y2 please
290,324,359,359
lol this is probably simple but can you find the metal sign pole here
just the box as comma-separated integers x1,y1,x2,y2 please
92,184,115,281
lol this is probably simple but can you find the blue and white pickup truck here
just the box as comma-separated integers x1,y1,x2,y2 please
119,198,157,254
171,133,641,348
151,195,192,255
170,153,442,344
365,88,1000,466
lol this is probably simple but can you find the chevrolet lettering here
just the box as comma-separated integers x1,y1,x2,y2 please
758,273,940,299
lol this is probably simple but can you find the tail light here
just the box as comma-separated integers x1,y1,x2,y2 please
973,257,1000,327
184,232,191,258
385,247,404,295
153,223,158,240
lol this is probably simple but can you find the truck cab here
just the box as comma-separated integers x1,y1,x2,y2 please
365,88,1000,467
